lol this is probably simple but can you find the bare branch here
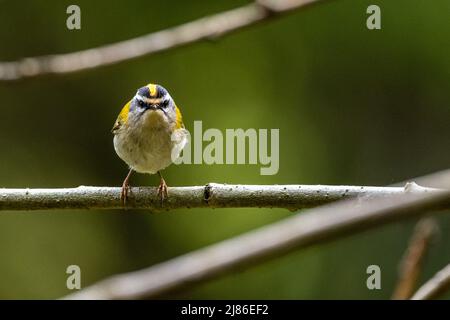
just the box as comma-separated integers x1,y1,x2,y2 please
411,264,450,300
392,218,438,299
63,175,450,299
0,183,446,212
0,0,327,81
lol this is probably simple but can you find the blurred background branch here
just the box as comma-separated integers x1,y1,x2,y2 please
0,183,446,211
0,0,327,81
392,218,438,299
64,171,450,299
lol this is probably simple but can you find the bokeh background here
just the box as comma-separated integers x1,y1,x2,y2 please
0,0,449,299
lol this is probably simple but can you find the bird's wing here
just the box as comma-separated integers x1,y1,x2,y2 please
111,100,131,134
175,105,184,129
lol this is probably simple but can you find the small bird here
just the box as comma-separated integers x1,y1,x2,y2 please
112,83,188,205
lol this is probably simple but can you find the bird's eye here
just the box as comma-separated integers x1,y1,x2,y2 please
162,100,169,108
138,99,145,107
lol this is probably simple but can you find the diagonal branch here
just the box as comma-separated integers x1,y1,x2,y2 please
63,173,450,299
0,182,447,212
411,264,450,300
0,0,328,81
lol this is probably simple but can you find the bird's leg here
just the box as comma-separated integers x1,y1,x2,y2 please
157,171,168,205
121,169,133,206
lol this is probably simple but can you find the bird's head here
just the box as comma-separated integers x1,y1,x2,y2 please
130,84,179,128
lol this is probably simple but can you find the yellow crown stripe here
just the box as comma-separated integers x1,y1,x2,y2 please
147,84,158,97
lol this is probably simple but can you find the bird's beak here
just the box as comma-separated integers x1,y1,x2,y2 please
144,104,158,111
145,104,168,117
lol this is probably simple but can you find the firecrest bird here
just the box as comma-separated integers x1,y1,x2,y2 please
112,84,188,204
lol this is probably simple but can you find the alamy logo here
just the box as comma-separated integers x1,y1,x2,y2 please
66,5,81,30
172,121,279,175
366,265,381,290
66,265,81,290
366,5,381,30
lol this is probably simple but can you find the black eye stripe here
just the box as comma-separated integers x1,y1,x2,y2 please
135,97,170,110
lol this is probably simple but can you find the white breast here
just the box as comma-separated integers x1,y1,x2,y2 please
113,112,187,174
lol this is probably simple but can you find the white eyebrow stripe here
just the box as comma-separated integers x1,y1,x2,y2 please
138,95,171,103
134,94,144,101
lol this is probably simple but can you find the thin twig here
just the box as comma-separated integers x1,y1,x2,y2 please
63,173,450,299
0,183,446,212
411,264,450,300
0,0,327,81
392,218,438,299
392,169,450,189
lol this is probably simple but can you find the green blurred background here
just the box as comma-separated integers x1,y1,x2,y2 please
0,0,449,299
